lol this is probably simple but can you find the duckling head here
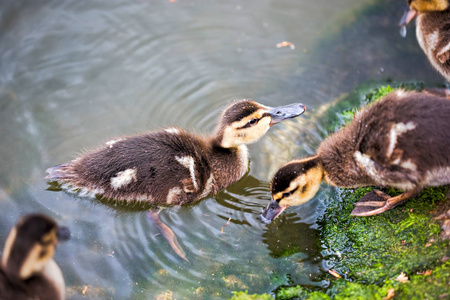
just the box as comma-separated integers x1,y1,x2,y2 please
399,0,449,34
1,214,71,280
409,0,449,12
215,100,306,148
260,157,323,224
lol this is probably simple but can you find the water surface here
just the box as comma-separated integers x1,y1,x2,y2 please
0,0,445,299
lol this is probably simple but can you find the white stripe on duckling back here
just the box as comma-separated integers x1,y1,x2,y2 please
111,168,137,190
175,156,198,190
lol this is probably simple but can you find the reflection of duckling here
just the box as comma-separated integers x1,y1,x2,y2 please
261,91,450,223
46,100,305,205
399,0,450,82
0,214,70,300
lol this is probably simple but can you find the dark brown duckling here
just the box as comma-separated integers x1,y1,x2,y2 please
46,100,305,205
399,0,450,82
261,90,450,223
0,214,70,300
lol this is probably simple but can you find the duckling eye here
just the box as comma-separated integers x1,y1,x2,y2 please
39,249,48,258
239,118,260,129
281,187,298,199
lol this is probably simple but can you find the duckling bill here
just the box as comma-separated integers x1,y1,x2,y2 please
261,90,450,223
46,100,305,205
0,214,70,300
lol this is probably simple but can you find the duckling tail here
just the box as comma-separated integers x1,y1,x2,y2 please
45,163,74,180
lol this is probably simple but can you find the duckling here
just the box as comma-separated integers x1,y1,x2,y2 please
399,0,450,82
46,100,305,204
260,90,450,223
0,214,70,300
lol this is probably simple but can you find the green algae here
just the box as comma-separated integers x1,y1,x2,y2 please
319,186,449,282
230,291,273,300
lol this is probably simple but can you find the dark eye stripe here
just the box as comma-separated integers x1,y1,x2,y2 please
301,184,308,193
278,186,299,201
238,117,261,129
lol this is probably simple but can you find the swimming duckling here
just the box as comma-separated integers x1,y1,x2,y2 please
399,0,450,82
46,100,305,204
260,90,450,223
0,214,70,300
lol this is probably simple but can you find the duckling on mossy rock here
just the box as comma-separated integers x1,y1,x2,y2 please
399,0,450,82
47,100,305,205
260,90,450,223
0,214,70,300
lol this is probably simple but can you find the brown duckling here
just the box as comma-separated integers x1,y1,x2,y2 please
260,90,450,223
46,100,305,205
399,0,450,82
0,214,70,300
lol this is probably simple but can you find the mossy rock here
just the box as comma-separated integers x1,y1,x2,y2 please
230,291,273,300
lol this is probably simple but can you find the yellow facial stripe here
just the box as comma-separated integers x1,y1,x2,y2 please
18,229,58,279
230,108,270,129
41,228,58,245
220,110,272,148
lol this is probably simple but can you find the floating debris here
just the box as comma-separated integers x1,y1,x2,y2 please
396,272,409,283
417,269,433,276
383,288,395,300
328,269,341,278
82,285,88,296
276,41,295,49
221,217,231,233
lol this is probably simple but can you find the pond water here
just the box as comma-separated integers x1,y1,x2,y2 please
0,0,445,299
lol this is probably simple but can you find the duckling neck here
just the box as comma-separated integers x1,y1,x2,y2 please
41,259,65,300
207,140,249,191
317,130,375,188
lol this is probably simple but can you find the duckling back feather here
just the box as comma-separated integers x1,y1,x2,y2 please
319,91,450,189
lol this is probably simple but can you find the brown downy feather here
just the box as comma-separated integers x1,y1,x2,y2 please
320,90,450,189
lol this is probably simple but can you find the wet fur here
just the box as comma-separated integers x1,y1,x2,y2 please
319,91,450,189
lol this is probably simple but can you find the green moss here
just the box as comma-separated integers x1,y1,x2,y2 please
323,82,424,134
319,186,449,284
275,285,311,299
229,291,273,300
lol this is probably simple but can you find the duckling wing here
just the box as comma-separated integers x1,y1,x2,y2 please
353,92,450,190
353,150,420,191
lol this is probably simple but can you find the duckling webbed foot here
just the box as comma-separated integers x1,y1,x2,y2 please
351,188,419,217
146,209,189,262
